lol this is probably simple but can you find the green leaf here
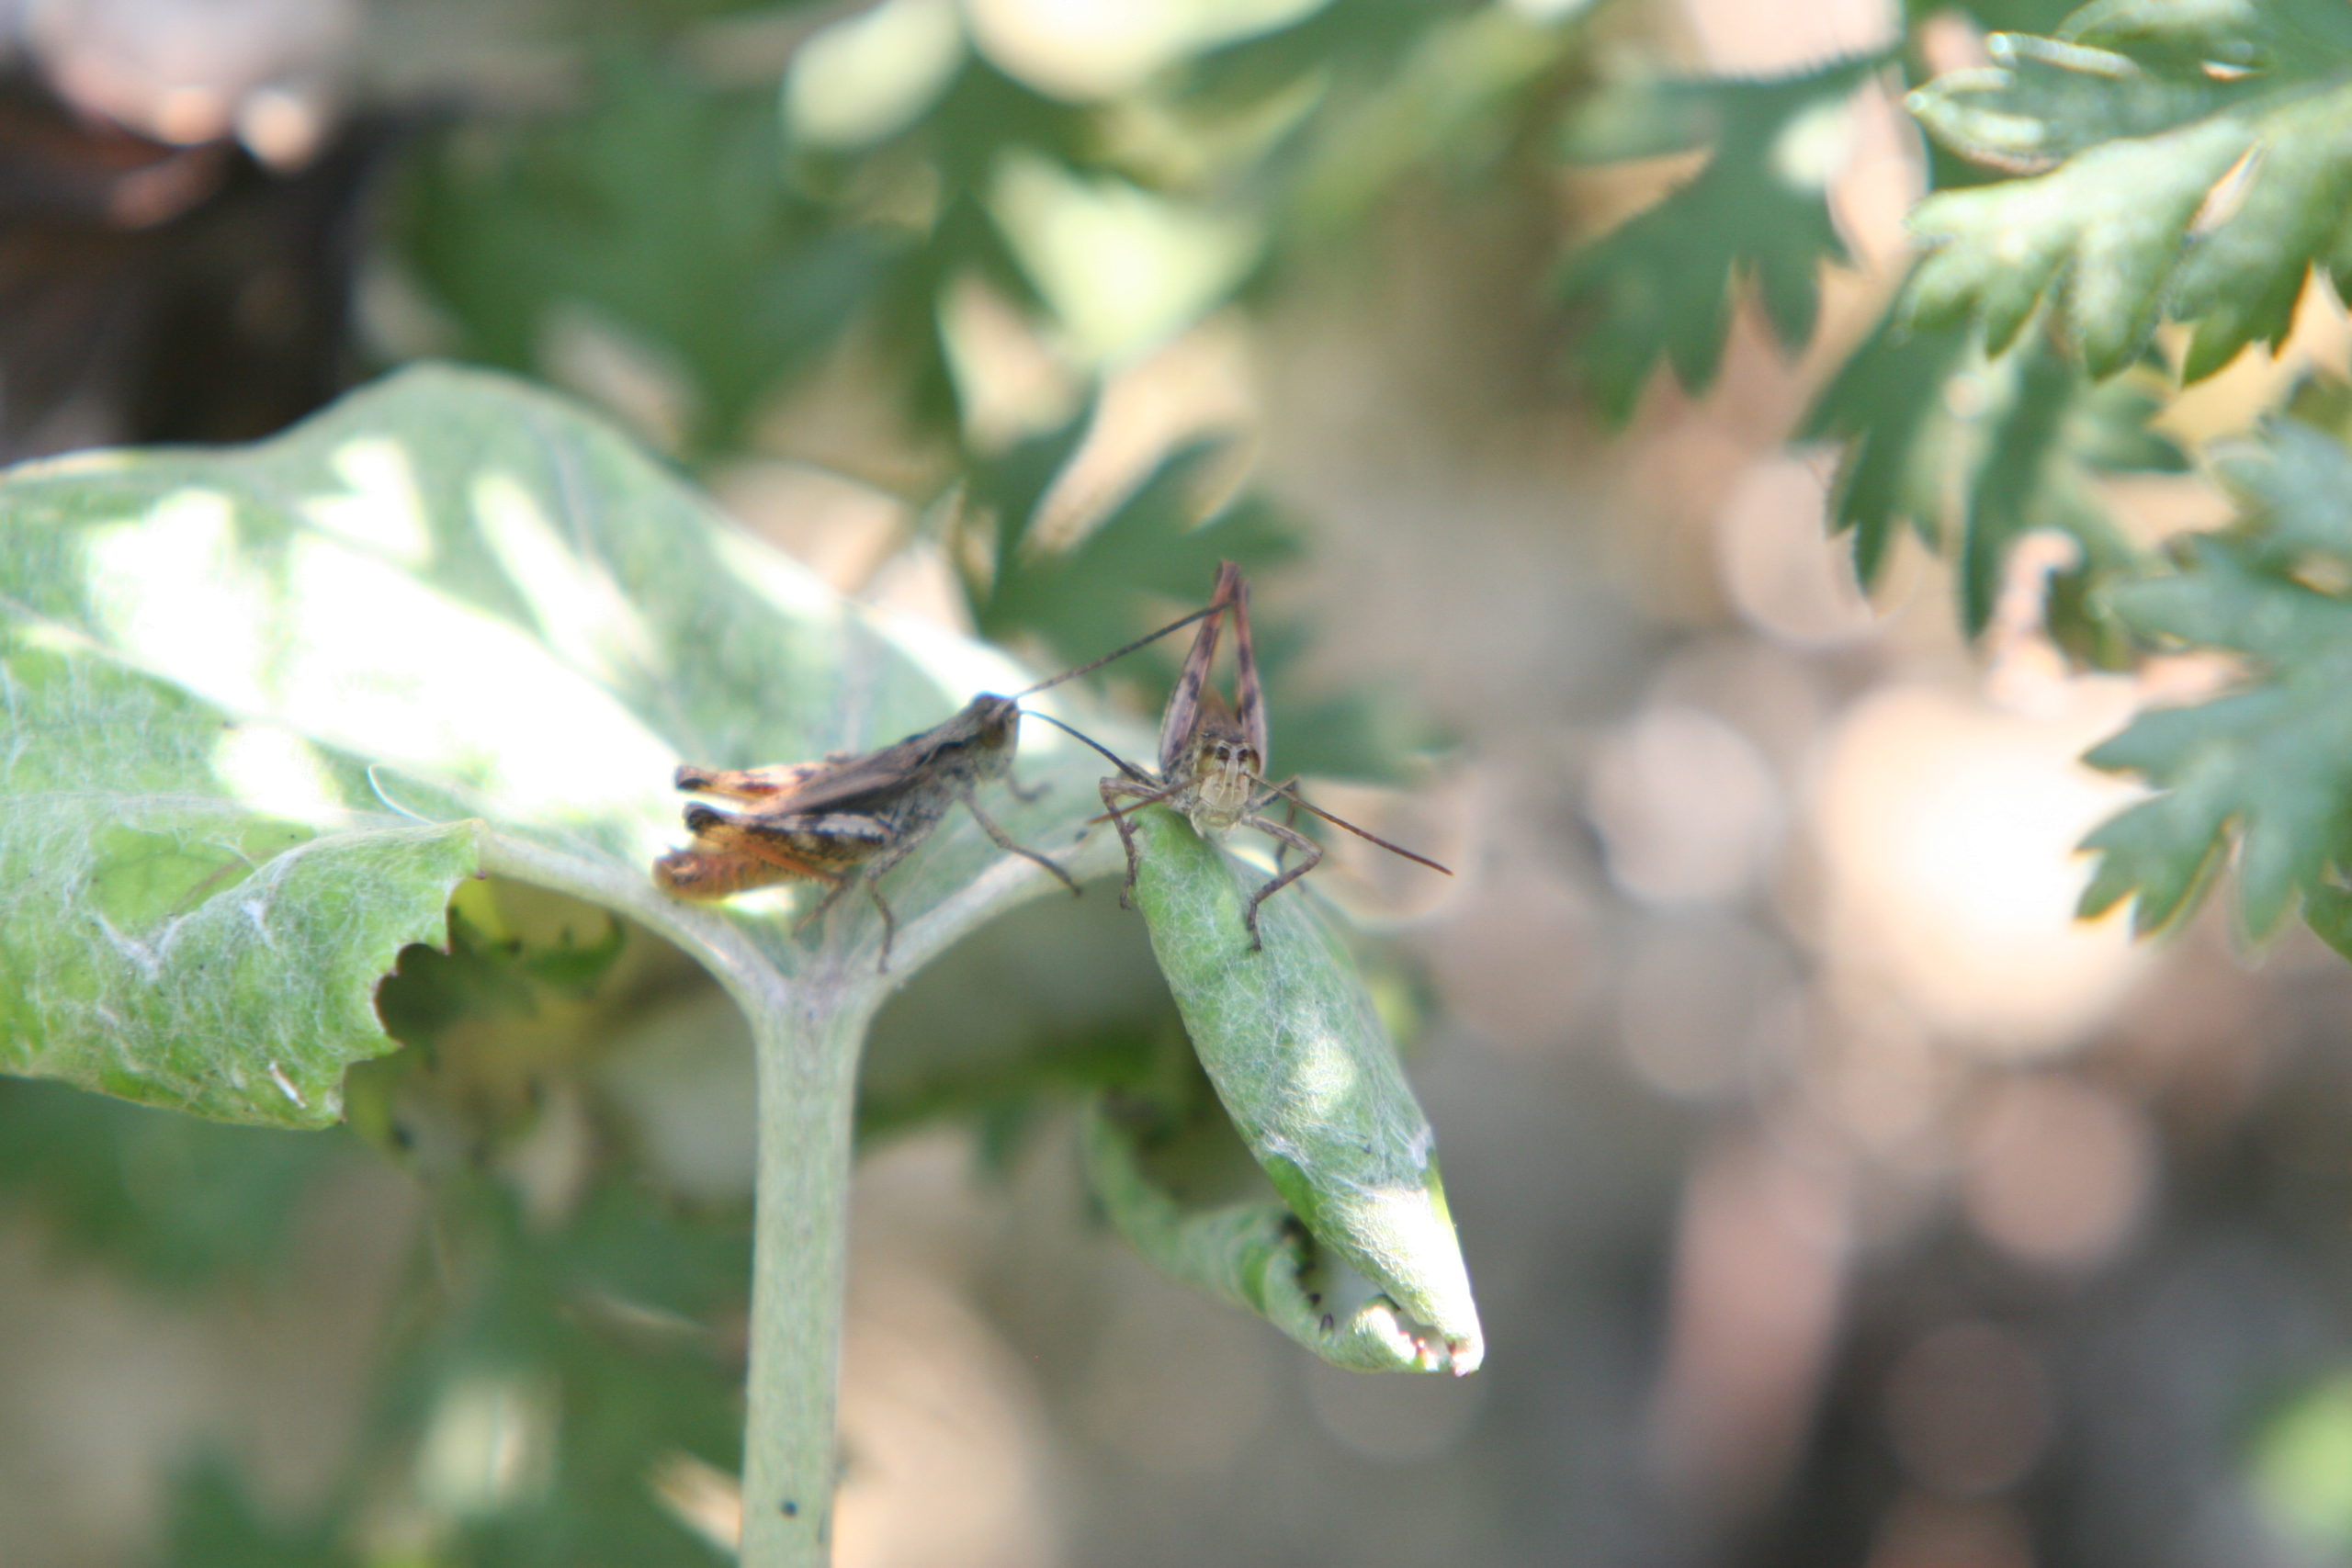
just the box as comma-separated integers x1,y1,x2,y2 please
1904,1,2352,378
2078,417,2352,940
0,635,476,1125
1113,804,1481,1373
1804,311,1971,589
1083,1096,1466,1374
1906,33,2235,168
1556,54,1886,417
0,363,1162,1126
401,62,888,455
1803,310,2179,641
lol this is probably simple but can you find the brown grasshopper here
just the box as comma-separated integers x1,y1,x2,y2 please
1094,560,1452,950
654,604,1216,970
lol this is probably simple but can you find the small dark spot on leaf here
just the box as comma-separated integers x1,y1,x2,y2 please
781,1500,797,1517
1319,1313,1335,1333
390,1122,414,1150
1306,1292,1321,1306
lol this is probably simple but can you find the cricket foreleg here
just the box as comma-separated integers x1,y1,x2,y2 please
1098,777,1161,910
962,789,1080,895
1240,815,1321,953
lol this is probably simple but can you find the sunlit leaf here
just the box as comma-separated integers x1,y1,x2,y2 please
0,363,1161,1126
1904,0,2352,378
1111,804,1482,1373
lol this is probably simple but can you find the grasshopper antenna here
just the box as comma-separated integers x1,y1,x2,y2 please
1248,772,1454,876
1009,590,1238,702
1022,709,1157,784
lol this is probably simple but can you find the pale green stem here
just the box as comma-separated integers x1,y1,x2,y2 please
740,987,872,1567
474,830,874,1566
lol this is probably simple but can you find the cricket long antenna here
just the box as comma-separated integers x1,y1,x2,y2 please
1008,593,1235,701
1021,709,1156,782
1247,772,1454,876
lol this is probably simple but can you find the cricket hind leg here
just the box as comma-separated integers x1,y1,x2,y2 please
1239,814,1321,953
960,789,1080,895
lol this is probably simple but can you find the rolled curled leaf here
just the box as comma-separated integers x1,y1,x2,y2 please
1082,1099,1468,1373
1114,804,1482,1373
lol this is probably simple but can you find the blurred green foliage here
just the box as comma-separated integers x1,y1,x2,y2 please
1556,54,1884,417
2079,404,2352,946
0,1079,349,1289
404,60,895,457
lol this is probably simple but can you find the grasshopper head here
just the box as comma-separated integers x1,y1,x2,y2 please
962,694,1023,779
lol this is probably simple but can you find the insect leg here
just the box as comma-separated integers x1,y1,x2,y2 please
961,788,1080,895
1250,773,1306,872
795,874,857,933
1239,813,1322,953
1002,773,1048,805
865,880,900,972
1098,777,1163,910
831,832,928,973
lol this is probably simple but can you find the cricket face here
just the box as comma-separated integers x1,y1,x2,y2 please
1187,728,1261,833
